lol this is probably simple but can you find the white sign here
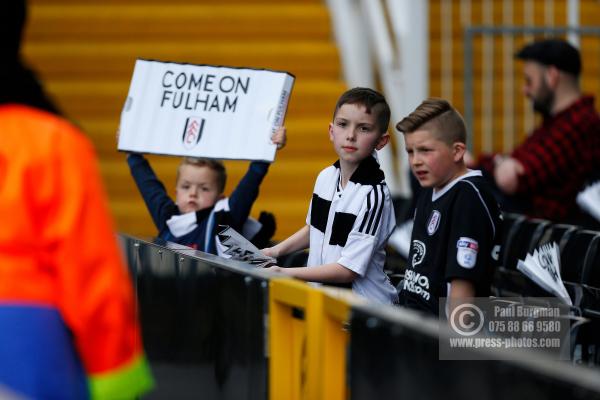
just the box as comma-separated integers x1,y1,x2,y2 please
118,59,294,162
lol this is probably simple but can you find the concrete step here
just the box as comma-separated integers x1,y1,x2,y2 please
23,41,341,81
26,4,331,41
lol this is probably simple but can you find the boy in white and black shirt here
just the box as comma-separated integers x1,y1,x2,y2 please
263,88,398,305
397,98,502,316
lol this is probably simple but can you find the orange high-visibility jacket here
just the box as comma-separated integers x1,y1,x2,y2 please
0,104,153,399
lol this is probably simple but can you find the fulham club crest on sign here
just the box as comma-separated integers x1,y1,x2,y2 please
182,116,205,149
427,210,441,235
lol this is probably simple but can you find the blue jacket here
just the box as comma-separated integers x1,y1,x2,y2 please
127,154,269,253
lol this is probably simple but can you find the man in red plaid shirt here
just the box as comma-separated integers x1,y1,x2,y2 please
476,38,600,226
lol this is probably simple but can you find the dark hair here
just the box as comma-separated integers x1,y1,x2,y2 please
0,0,61,115
177,157,227,193
333,87,391,134
396,98,466,145
515,38,581,77
0,0,26,63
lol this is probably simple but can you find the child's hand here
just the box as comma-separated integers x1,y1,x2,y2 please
261,247,279,258
264,265,283,273
271,126,287,150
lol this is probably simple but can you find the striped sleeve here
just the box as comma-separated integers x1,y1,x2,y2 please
338,184,392,277
358,185,385,236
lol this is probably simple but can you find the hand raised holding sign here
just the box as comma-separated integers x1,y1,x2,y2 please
271,126,287,150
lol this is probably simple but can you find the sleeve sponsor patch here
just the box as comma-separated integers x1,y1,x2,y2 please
456,237,478,269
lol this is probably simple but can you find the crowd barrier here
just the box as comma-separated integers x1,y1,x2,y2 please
120,235,269,399
119,234,600,400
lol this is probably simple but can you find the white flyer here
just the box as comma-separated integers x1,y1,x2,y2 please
217,225,276,268
516,242,572,305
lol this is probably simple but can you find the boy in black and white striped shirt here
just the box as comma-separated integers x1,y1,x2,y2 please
263,88,398,304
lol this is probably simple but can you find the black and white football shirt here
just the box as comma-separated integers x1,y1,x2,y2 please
306,155,398,305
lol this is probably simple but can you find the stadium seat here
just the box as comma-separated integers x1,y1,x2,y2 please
580,234,600,289
492,267,552,298
492,213,527,297
533,223,579,252
497,213,526,270
559,230,600,284
563,281,600,312
565,282,600,367
501,217,551,270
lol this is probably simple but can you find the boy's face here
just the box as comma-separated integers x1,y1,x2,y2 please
404,129,465,190
329,103,389,167
175,164,222,214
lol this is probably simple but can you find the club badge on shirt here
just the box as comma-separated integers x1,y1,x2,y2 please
427,210,441,235
456,237,478,269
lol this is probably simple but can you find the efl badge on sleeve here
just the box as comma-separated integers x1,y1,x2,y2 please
456,237,478,269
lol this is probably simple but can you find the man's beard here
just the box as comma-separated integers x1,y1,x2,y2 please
532,81,555,117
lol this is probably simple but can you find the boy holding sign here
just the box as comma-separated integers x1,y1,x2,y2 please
126,127,286,253
263,88,398,305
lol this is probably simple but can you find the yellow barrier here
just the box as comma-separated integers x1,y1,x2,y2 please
269,279,350,400
319,290,350,399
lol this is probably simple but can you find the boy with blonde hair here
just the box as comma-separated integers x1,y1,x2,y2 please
127,128,285,253
396,98,502,316
264,88,398,305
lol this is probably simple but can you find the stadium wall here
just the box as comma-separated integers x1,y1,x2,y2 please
120,234,600,400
